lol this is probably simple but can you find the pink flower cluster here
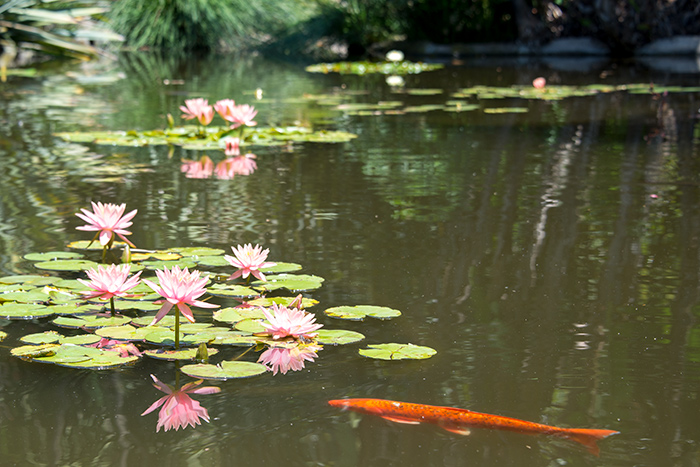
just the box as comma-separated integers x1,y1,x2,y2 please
261,302,323,340
180,98,257,129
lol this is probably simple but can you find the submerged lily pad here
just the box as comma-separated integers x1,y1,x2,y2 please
24,251,85,261
180,361,268,380
359,343,437,360
324,305,402,321
143,347,219,361
0,303,54,320
315,329,365,345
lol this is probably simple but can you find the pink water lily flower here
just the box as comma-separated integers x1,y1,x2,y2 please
224,103,257,129
261,302,323,340
532,77,546,89
213,99,236,121
91,338,142,358
141,374,220,432
78,264,142,300
76,201,137,247
180,98,214,126
224,243,276,281
143,266,219,325
258,344,321,375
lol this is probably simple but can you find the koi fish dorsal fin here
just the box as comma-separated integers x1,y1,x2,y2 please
380,415,421,425
441,424,471,436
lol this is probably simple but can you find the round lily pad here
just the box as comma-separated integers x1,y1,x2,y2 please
11,343,59,359
260,262,303,274
0,303,54,320
55,352,139,369
140,258,197,270
195,255,230,267
143,347,219,361
315,329,365,345
96,324,165,341
20,331,62,345
251,274,324,293
207,284,259,298
143,327,187,346
234,318,266,333
52,315,132,329
34,259,99,272
246,296,318,309
130,251,182,262
24,251,85,261
0,275,58,286
483,107,529,114
179,323,214,333
358,343,437,360
66,240,128,250
27,344,139,368
0,289,52,303
52,279,87,290
180,361,268,380
171,247,226,257
324,305,402,321
60,334,102,345
132,315,175,327
212,307,266,324
112,300,162,312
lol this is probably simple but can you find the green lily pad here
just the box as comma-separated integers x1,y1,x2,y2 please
207,284,260,298
483,107,529,114
0,303,55,319
403,105,445,113
56,352,139,369
143,327,186,346
180,361,268,380
170,247,226,257
140,258,197,270
251,274,324,293
96,324,164,341
246,296,318,309
132,315,175,327
358,343,437,360
179,328,247,346
213,307,266,324
324,305,402,321
0,289,52,303
66,240,128,250
112,300,162,312
130,251,182,261
11,343,59,358
143,347,219,361
53,279,88,290
234,318,267,333
20,331,61,345
0,275,58,286
24,251,85,261
260,262,303,274
52,315,132,329
60,334,102,345
194,255,230,267
34,259,100,272
315,329,365,345
179,323,214,333
305,61,443,75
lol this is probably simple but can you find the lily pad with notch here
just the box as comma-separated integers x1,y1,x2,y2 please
315,329,365,345
52,315,132,329
359,343,437,360
143,347,219,361
180,361,268,380
251,274,324,293
324,305,402,321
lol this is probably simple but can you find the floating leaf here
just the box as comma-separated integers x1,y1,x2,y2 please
306,61,443,75
143,327,186,346
20,331,61,345
171,247,226,257
359,343,437,360
130,251,182,261
34,259,99,272
112,300,161,312
0,275,58,286
0,289,52,303
251,274,324,293
324,305,402,321
140,258,197,270
315,329,365,345
66,240,128,250
403,105,445,113
0,303,54,319
11,343,59,359
0,331,6,341
26,344,139,369
24,251,85,261
52,315,132,329
213,307,266,324
60,334,102,345
207,283,259,298
260,262,303,274
132,315,175,327
246,296,318,309
180,361,268,380
234,318,267,333
194,255,230,267
143,347,219,361
483,107,529,114
179,323,214,333
96,324,163,341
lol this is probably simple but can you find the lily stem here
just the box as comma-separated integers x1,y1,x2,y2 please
109,296,115,316
174,312,180,350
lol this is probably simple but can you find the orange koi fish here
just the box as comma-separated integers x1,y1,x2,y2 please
329,398,619,456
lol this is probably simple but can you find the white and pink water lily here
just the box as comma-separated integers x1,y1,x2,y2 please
143,266,219,325
225,243,276,282
261,302,323,340
78,264,142,301
180,98,214,126
76,201,137,247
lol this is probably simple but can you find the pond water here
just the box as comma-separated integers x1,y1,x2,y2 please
1,53,700,466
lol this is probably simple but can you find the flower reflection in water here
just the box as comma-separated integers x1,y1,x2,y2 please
181,153,257,180
142,374,220,432
181,155,214,179
258,344,322,375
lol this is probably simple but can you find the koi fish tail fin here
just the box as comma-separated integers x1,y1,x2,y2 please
558,428,620,456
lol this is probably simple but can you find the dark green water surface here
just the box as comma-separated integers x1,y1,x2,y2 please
1,53,700,466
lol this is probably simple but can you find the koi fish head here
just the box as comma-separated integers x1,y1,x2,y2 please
328,398,386,414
